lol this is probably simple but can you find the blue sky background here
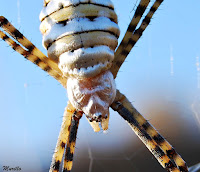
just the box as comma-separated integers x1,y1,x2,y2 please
0,0,200,172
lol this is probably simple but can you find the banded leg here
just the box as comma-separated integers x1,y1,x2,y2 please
62,111,83,172
50,102,77,172
111,0,164,78
111,90,188,172
0,16,66,87
0,16,58,69
114,0,150,56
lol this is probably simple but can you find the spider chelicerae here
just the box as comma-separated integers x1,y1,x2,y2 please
0,0,199,172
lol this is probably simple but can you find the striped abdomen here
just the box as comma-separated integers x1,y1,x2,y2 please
40,0,119,77
40,0,119,122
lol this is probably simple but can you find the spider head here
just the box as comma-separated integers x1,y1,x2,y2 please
67,70,116,128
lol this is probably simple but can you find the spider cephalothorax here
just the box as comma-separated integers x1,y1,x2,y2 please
40,0,120,123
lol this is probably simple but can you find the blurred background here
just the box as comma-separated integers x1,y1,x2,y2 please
0,0,199,171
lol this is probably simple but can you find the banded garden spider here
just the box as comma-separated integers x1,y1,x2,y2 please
0,0,200,172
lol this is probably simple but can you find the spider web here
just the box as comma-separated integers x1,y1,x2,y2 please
1,0,200,172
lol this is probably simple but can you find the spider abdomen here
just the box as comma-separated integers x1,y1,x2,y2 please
40,0,120,77
40,0,119,122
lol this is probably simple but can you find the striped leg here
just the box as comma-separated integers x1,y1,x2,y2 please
0,16,58,68
62,111,83,172
114,0,150,56
111,90,188,172
111,0,164,78
141,118,188,171
0,16,66,87
50,102,80,172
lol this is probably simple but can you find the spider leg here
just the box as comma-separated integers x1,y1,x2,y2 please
111,0,164,78
111,90,188,172
0,16,56,66
0,16,66,87
62,111,83,172
115,0,151,56
49,102,80,172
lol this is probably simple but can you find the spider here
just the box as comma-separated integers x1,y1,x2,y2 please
0,0,192,171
